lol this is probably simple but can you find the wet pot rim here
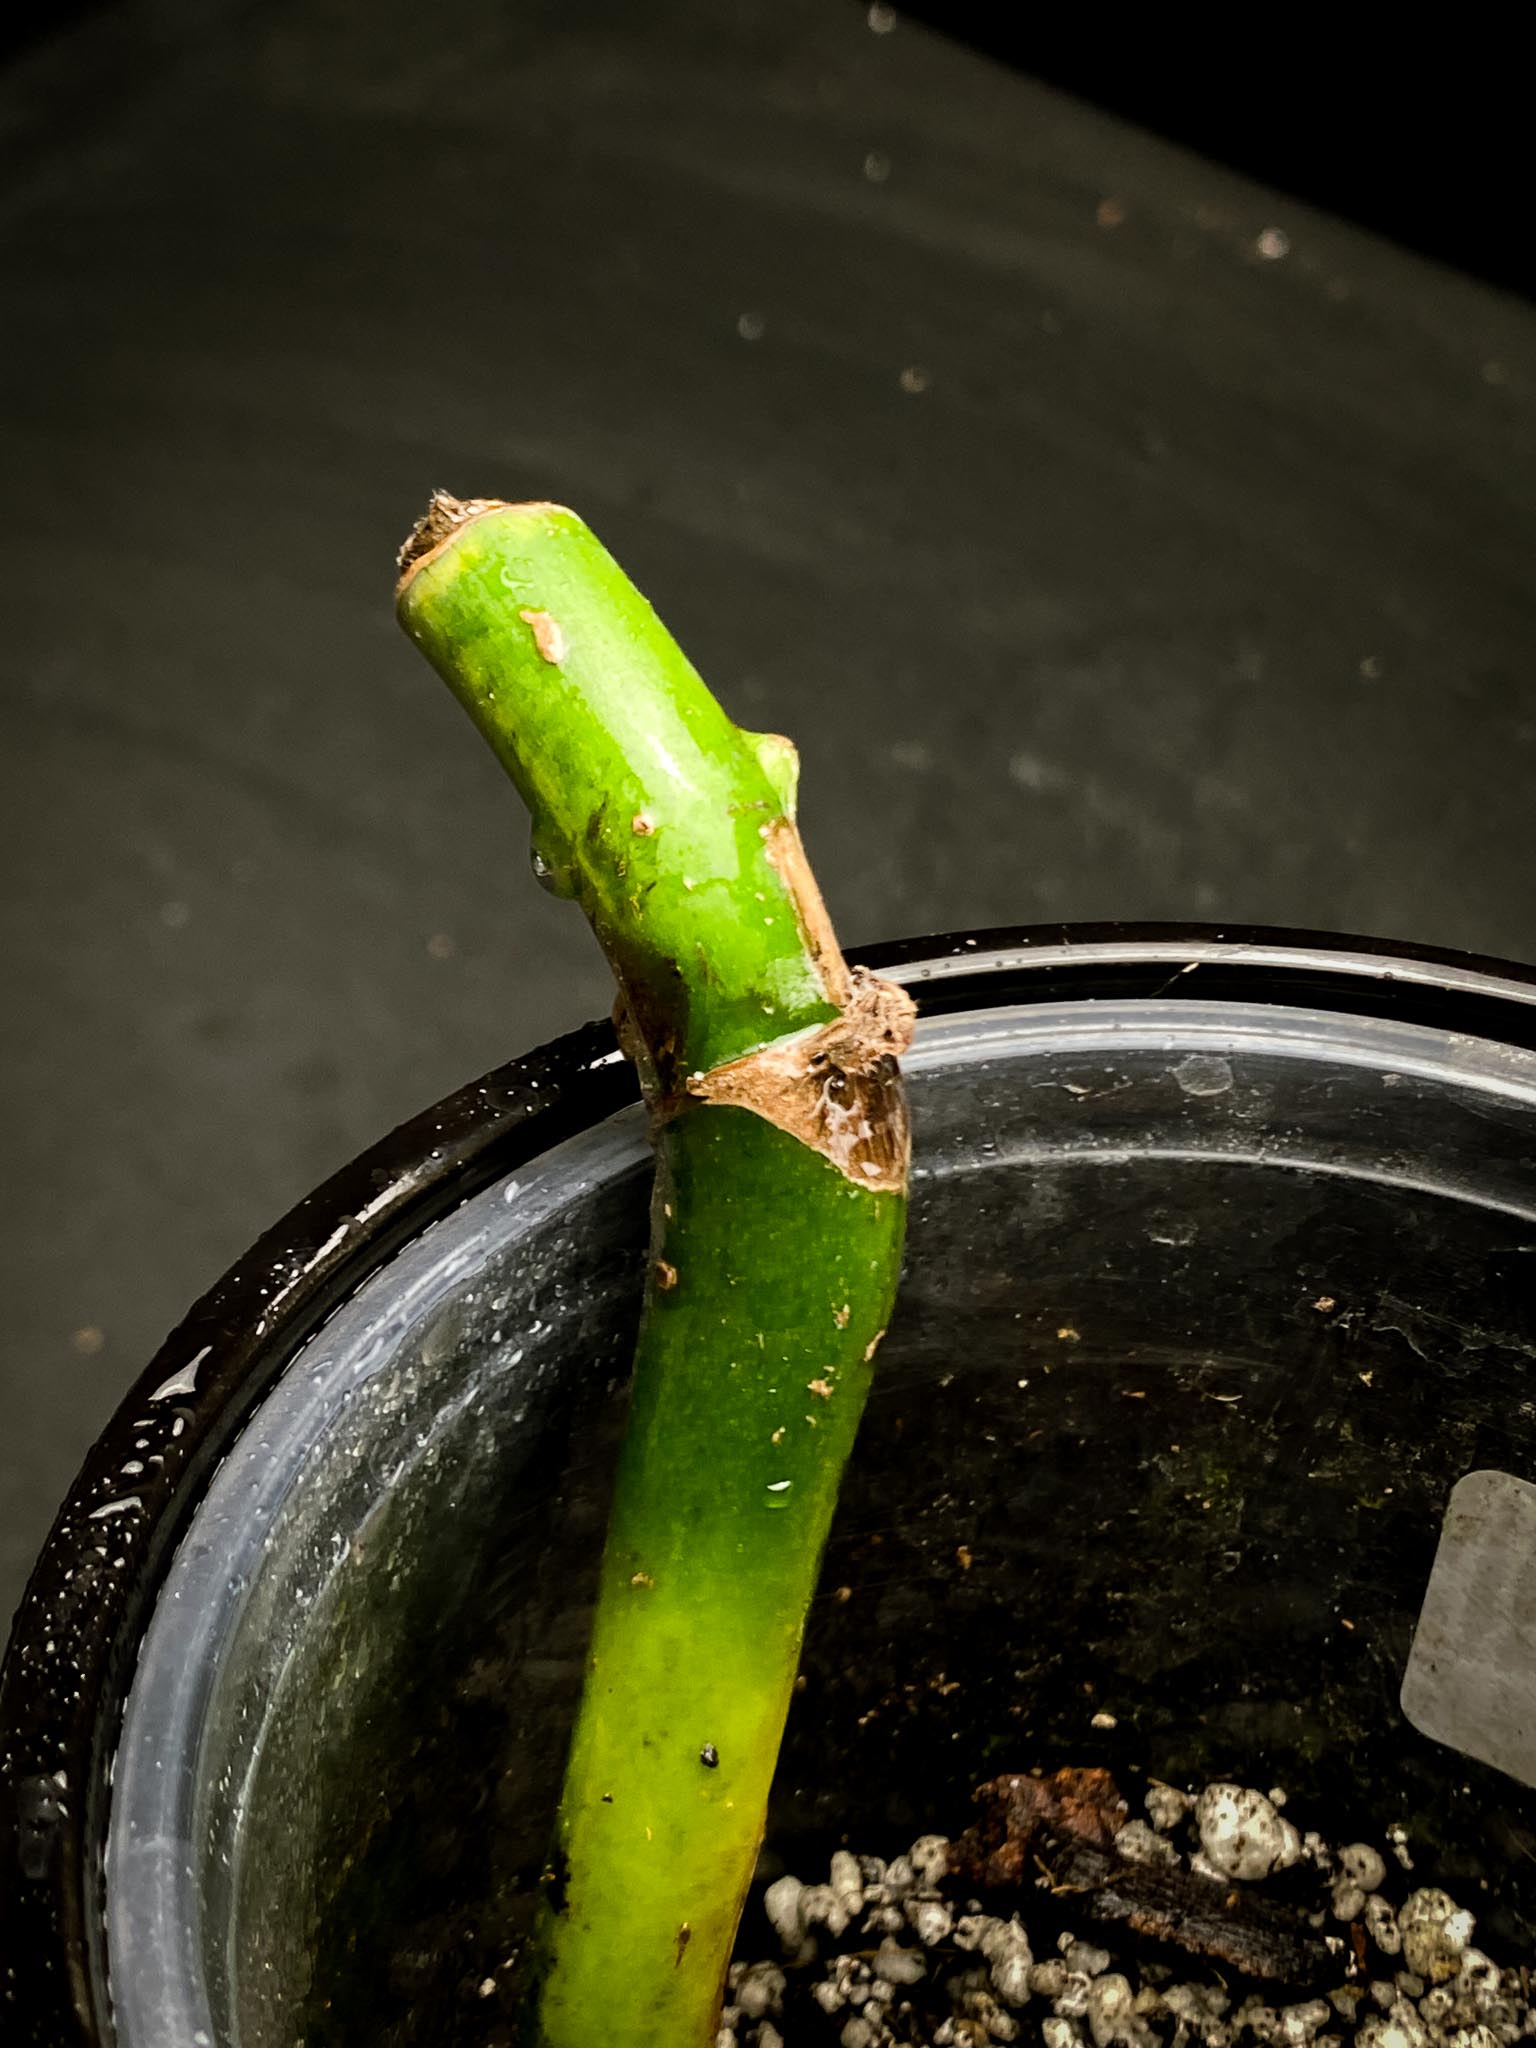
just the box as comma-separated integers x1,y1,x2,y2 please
9,918,1536,2047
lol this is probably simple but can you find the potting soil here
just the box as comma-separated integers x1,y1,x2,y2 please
712,1773,1531,2048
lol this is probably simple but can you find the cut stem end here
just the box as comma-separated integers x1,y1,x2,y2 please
395,490,570,586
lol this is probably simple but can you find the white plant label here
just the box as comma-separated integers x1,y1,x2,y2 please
1402,1468,1536,1788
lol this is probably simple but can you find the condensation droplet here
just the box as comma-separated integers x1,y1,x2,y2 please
1172,1052,1234,1098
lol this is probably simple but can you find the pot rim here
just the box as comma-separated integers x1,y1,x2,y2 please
8,920,1536,2045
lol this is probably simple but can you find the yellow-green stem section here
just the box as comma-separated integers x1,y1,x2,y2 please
537,1107,900,2044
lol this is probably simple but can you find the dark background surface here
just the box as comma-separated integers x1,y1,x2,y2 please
2,0,1534,1641
900,13,1536,304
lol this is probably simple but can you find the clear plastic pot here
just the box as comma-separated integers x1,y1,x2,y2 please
7,928,1536,2048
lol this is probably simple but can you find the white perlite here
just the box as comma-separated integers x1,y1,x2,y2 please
714,1786,1532,2048
1195,1783,1304,1881
1146,1781,1194,1832
1342,1847,1390,1895
1399,1893,1477,1983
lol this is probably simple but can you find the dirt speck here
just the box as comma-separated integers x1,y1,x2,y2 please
518,608,568,664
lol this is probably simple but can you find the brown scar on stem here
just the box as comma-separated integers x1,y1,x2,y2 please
864,1327,887,1363
654,1260,678,1291
630,1571,653,1589
673,1922,691,1968
519,608,569,665
394,489,569,584
687,967,915,1193
761,816,852,1008
833,1303,851,1328
808,1379,834,1400
611,988,667,1091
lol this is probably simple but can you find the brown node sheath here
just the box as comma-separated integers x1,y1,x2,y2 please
688,967,915,1194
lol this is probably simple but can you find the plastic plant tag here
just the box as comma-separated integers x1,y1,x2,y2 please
1402,1468,1536,1789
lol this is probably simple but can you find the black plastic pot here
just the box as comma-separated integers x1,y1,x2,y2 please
7,926,1536,2048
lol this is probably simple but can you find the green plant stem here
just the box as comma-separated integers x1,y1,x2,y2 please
396,495,913,2048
